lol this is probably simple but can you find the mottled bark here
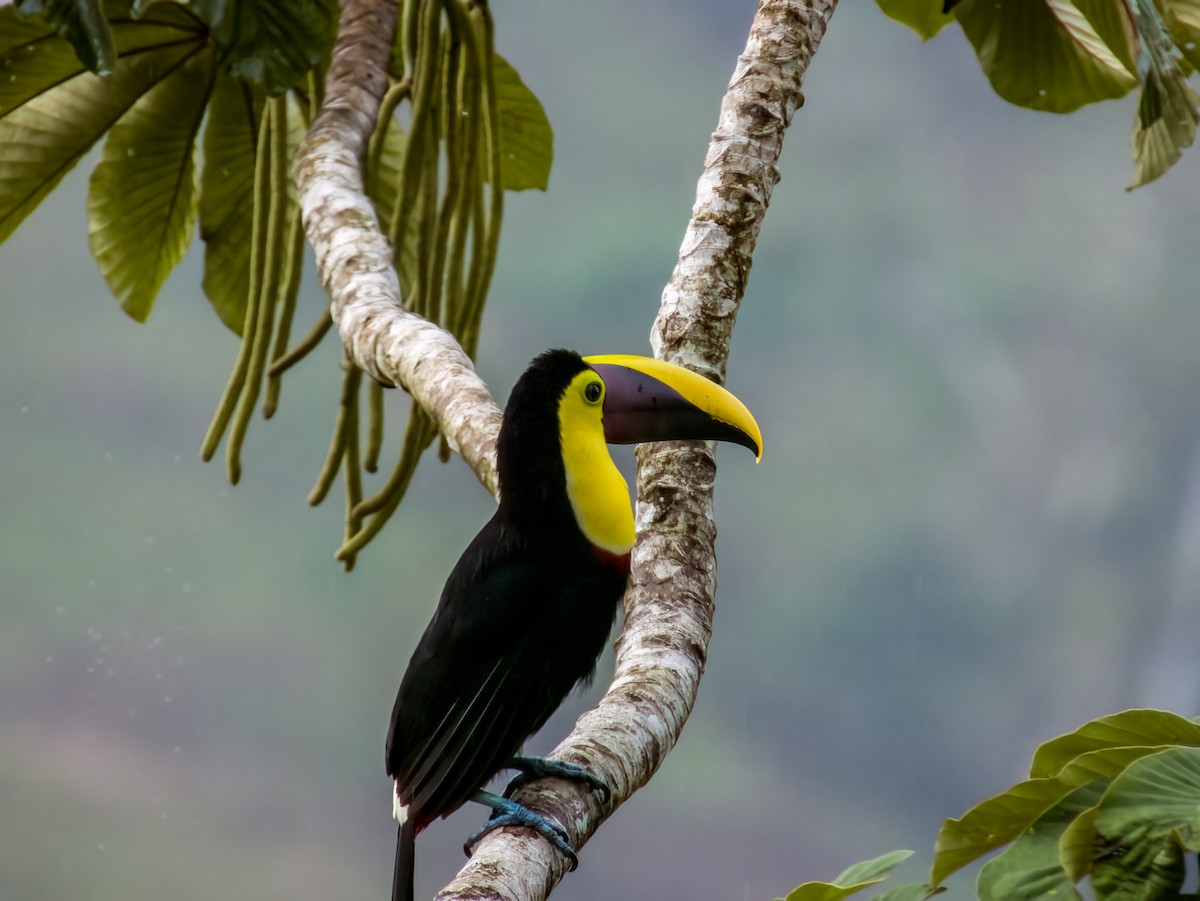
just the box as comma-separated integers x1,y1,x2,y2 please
292,0,502,497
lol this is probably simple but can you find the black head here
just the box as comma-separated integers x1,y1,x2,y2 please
495,349,590,522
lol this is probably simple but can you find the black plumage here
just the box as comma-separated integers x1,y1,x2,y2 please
385,348,762,901
387,351,628,900
385,487,627,823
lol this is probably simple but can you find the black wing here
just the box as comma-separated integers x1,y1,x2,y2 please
386,512,616,826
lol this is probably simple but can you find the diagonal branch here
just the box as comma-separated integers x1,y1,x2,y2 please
293,0,502,498
295,0,835,898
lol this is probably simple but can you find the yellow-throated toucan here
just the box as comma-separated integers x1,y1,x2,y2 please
387,349,762,901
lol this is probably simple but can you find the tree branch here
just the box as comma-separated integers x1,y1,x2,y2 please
436,2,837,899
293,0,502,498
297,0,834,896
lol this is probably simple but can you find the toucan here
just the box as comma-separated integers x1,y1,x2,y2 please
387,349,762,901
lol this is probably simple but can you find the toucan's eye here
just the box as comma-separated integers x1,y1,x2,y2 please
584,381,603,404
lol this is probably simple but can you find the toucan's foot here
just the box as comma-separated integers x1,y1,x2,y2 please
504,755,612,804
464,790,579,871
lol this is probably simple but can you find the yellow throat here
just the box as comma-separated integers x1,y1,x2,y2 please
557,370,635,555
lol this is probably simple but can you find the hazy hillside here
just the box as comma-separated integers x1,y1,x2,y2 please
3,3,1199,899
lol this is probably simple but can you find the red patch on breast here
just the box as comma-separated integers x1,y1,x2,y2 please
591,545,632,573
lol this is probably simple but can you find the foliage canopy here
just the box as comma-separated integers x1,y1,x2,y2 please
877,0,1200,188
0,0,551,567
784,710,1200,900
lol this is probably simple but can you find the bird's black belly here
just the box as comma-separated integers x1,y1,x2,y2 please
387,522,629,828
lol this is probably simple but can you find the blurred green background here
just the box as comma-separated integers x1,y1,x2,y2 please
4,2,1200,898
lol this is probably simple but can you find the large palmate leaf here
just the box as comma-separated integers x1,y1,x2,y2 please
1060,750,1200,893
0,13,198,117
190,0,335,94
200,71,265,333
88,47,215,321
955,0,1138,112
1089,747,1200,898
0,7,62,57
492,52,552,191
15,0,117,74
931,745,1170,886
1096,746,1200,848
0,34,204,243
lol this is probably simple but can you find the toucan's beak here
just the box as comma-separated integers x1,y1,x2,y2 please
583,354,763,461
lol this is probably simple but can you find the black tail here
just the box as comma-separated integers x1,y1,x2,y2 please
392,818,416,901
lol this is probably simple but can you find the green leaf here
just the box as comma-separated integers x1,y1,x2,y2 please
1031,710,1200,779
199,71,264,333
88,46,215,321
1091,822,1185,900
1058,803,1100,882
875,0,955,40
16,0,117,75
781,850,913,901
1163,0,1200,70
1128,60,1200,189
955,0,1138,112
1,17,92,116
0,36,202,243
492,53,552,191
832,850,914,888
1070,0,1139,76
191,0,335,94
0,10,204,117
0,6,58,58
931,745,1168,887
976,780,1104,901
1094,748,1200,897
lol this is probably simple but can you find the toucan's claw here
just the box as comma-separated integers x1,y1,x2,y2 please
504,755,612,804
464,790,579,870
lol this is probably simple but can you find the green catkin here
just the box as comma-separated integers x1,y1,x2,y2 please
365,379,386,474
200,104,272,464
310,360,362,507
299,1,508,559
388,0,441,257
264,169,307,418
268,310,333,379
367,77,412,202
341,367,365,571
426,21,463,328
226,96,289,484
338,406,438,562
